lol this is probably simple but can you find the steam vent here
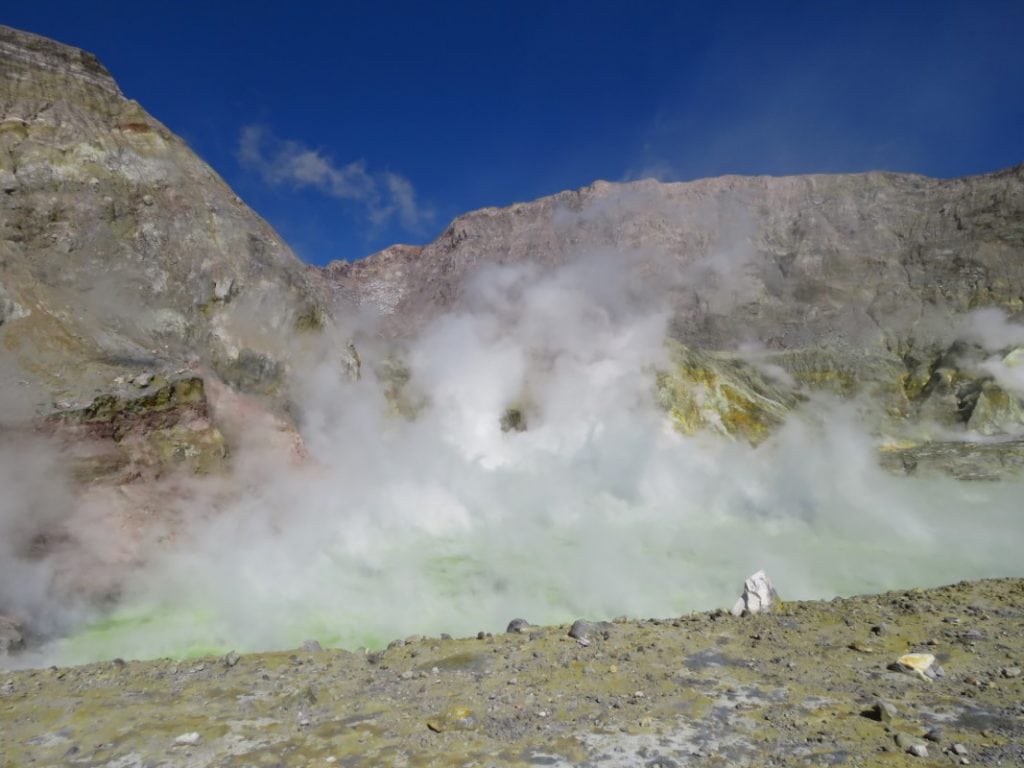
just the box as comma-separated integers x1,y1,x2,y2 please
2,22,1023,767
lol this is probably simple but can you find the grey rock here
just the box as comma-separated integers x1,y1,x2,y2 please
866,699,898,723
0,284,29,326
895,732,927,754
506,618,531,634
212,277,235,302
1000,666,1021,678
952,743,969,756
908,743,929,758
301,639,323,652
222,650,240,668
568,619,614,643
967,383,1024,436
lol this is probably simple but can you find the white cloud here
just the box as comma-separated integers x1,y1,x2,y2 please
238,125,433,233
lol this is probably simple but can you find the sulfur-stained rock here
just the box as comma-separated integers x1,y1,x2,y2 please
426,706,476,733
892,652,941,681
967,382,1024,436
655,342,799,444
47,374,227,480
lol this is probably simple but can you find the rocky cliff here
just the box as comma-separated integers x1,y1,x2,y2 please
331,169,1024,345
0,24,339,422
328,167,1024,473
0,25,346,638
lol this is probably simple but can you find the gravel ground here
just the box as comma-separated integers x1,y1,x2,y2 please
2,578,1022,767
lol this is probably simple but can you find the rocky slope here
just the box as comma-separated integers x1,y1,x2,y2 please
2,578,1022,767
328,166,1024,474
0,24,353,428
329,168,1024,346
0,24,354,647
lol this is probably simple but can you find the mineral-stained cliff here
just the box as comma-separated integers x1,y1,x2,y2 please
0,24,346,631
0,23,340,425
328,165,1024,472
330,168,1024,345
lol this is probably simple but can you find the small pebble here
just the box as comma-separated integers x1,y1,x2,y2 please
173,732,201,747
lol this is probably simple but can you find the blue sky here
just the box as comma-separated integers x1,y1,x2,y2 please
5,2,1023,265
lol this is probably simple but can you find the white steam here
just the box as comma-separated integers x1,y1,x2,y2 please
8,250,1017,667
0,439,84,637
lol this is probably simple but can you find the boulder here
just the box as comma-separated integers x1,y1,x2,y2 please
967,382,1024,436
731,570,778,616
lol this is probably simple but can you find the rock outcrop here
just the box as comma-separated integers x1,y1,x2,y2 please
0,23,334,424
0,24,340,625
328,166,1024,462
333,170,1024,347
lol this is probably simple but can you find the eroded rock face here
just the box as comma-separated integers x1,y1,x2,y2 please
329,167,1024,461
0,25,335,624
332,170,1024,345
0,23,332,415
46,373,228,482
